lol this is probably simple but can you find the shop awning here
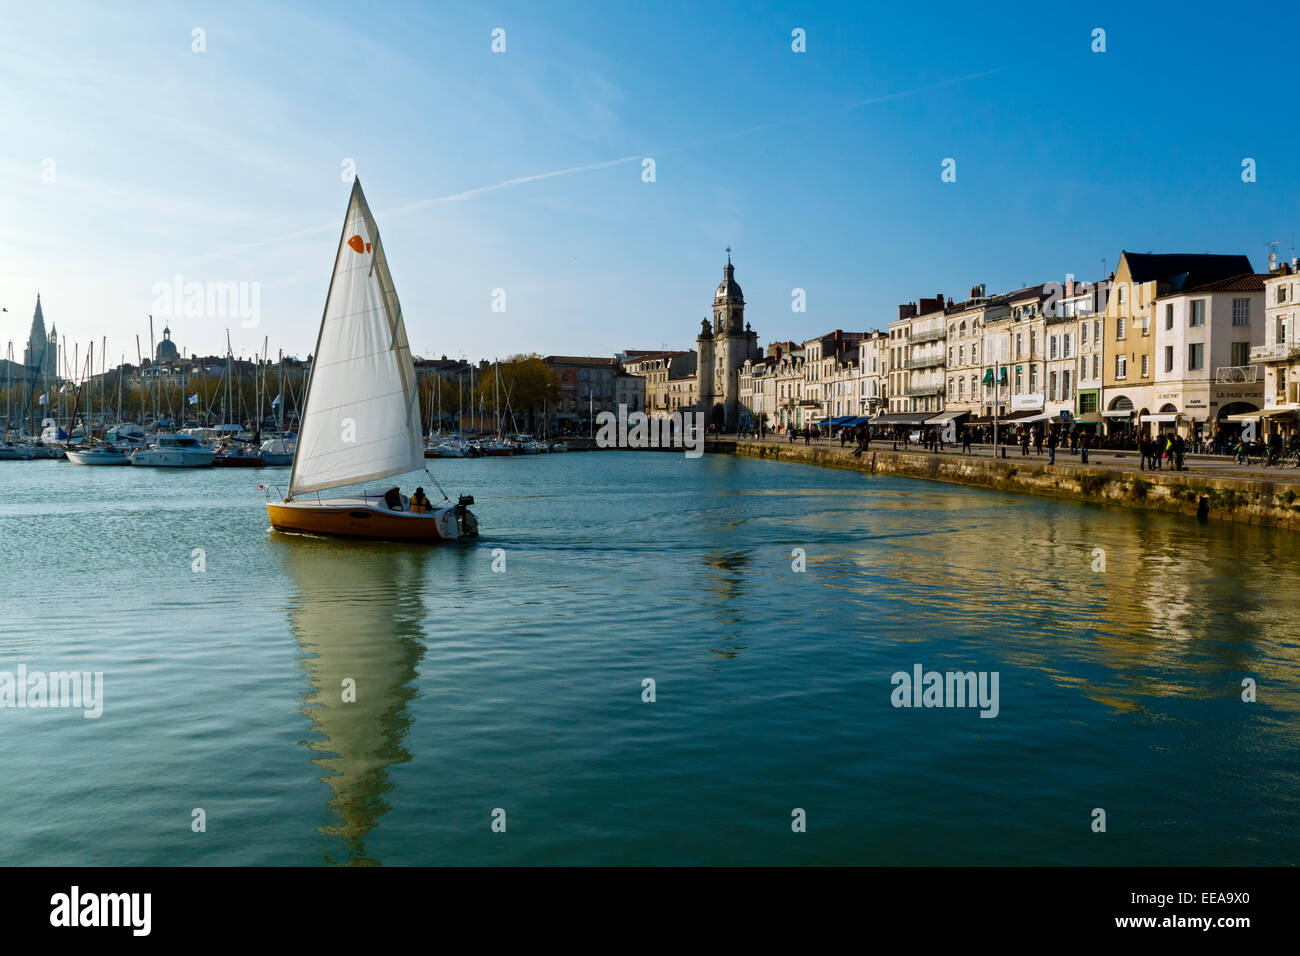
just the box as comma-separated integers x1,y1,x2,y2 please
843,416,871,426
1074,412,1103,424
925,410,970,425
1226,406,1296,421
871,412,934,426
1015,412,1053,424
1137,413,1189,424
1101,409,1135,418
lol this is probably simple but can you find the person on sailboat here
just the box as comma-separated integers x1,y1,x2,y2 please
409,487,430,514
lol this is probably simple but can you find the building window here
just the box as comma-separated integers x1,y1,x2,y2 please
1062,370,1071,400
1232,298,1250,325
1116,355,1127,379
1117,316,1126,338
1118,285,1127,305
1164,346,1173,373
1189,300,1205,327
1029,364,1037,390
1279,285,1289,304
1188,343,1204,371
1093,354,1099,380
1049,336,1058,359
1141,354,1149,377
1080,391,1098,414
1165,303,1174,330
1231,342,1250,367
1081,323,1088,346
1049,371,1057,401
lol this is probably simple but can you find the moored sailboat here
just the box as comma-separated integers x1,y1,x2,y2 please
265,179,477,542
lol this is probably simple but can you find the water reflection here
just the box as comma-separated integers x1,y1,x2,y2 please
828,488,1300,716
275,537,429,865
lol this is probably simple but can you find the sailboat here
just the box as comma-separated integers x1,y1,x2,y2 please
266,179,478,541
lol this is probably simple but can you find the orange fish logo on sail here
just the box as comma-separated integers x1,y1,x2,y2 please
347,235,372,254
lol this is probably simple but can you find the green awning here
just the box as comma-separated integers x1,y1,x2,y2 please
981,369,993,385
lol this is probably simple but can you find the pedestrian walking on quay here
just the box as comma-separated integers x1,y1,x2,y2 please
962,428,972,454
1047,429,1058,465
1033,427,1044,456
1080,431,1090,464
1020,427,1030,457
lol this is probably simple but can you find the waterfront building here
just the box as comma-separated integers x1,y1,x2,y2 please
1151,273,1265,442
885,296,946,416
1005,284,1050,423
1066,278,1109,427
976,299,1014,420
696,254,763,429
1101,251,1253,438
1253,258,1300,429
613,370,646,413
802,330,868,422
624,350,695,418
943,286,998,422
856,330,889,418
667,368,699,416
545,355,620,424
771,346,812,430
1041,285,1080,424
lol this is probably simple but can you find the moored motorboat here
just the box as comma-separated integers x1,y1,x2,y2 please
131,433,217,468
260,436,295,466
213,441,266,467
65,444,132,466
0,440,35,461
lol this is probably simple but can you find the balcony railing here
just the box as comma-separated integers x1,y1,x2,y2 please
904,355,944,369
910,329,944,344
1250,343,1300,363
1214,366,1259,384
904,384,943,397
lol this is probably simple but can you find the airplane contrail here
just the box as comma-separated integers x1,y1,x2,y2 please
189,67,1005,263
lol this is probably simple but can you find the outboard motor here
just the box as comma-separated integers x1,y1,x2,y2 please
455,494,479,537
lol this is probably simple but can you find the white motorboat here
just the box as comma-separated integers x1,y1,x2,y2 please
66,445,132,466
0,440,35,461
260,436,295,466
131,433,217,468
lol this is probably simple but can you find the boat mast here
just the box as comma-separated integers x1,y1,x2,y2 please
277,348,284,437
148,315,158,425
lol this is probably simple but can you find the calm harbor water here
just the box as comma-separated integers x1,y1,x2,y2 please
1,451,1298,866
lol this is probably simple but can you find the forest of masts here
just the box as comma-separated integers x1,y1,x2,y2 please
2,337,561,437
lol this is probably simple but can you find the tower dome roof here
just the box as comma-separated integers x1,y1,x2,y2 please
715,255,743,303
156,327,178,362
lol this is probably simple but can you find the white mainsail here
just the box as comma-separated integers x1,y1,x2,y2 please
289,179,424,498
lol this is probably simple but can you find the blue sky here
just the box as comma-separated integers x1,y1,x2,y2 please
1,0,1295,367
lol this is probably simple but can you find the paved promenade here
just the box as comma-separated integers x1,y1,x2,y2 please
741,436,1300,484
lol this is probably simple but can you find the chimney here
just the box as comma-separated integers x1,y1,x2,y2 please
898,302,918,321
